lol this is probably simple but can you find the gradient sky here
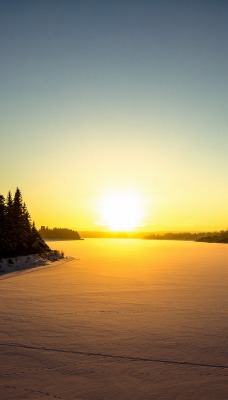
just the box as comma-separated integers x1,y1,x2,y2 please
1,0,228,231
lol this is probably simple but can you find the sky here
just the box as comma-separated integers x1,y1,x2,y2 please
1,0,228,232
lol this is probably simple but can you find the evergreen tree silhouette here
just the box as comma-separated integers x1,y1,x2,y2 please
0,195,7,256
5,191,15,255
13,188,26,253
0,188,50,257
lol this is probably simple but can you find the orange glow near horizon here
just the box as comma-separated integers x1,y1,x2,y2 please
98,191,145,231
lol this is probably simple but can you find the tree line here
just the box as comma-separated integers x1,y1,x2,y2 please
39,227,81,240
196,230,228,243
145,230,228,243
145,232,202,240
0,188,49,258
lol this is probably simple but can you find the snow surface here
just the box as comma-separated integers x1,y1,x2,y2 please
0,239,228,399
0,253,69,275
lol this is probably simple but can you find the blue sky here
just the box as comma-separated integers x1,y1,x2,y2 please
1,0,228,230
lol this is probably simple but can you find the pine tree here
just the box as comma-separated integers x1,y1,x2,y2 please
22,202,33,248
5,191,15,255
0,188,50,257
13,188,30,254
0,195,7,257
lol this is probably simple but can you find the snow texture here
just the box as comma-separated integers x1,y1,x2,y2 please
0,239,228,399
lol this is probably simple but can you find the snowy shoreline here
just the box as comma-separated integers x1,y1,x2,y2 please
0,251,68,274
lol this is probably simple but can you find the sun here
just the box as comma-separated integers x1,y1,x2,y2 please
99,191,144,231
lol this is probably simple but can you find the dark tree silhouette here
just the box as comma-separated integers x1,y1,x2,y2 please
39,227,81,240
0,188,50,258
0,195,7,255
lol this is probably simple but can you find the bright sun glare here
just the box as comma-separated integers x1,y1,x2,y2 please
99,191,144,231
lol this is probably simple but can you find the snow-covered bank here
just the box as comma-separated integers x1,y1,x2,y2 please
0,251,69,274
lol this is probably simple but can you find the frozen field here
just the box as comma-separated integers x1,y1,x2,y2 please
1,239,228,399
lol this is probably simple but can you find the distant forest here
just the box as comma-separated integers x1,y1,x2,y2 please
145,230,228,243
145,232,202,240
196,230,228,243
39,227,81,240
0,188,50,258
